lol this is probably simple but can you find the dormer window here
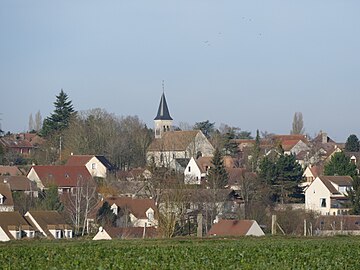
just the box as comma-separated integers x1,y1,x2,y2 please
0,194,3,204
65,173,70,179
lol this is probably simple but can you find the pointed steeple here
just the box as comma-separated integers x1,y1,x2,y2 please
154,93,173,121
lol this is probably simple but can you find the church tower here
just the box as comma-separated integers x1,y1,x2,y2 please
154,91,173,139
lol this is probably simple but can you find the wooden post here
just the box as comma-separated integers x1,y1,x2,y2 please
304,219,307,236
272,215,277,235
197,213,203,238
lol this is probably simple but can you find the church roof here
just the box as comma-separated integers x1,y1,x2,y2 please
154,93,173,120
148,131,200,151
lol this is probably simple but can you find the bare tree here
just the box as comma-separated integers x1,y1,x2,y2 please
62,109,151,170
34,110,42,132
291,112,305,135
28,113,34,132
178,122,192,131
64,176,98,236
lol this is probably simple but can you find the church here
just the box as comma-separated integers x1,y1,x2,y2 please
147,92,214,171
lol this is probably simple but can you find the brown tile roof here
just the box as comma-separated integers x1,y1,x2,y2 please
105,197,157,219
147,130,201,151
226,168,257,187
195,157,213,173
309,165,323,178
0,166,22,176
0,176,37,191
317,176,353,195
320,176,353,186
0,212,34,240
273,134,308,143
25,211,72,239
103,226,158,239
208,219,257,236
0,183,14,206
30,166,93,188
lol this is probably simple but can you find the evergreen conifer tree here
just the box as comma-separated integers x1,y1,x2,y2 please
345,134,360,152
41,89,75,137
324,151,358,179
208,148,228,188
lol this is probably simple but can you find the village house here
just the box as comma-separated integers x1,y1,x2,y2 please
147,93,214,171
305,176,353,215
301,164,323,188
105,197,158,228
27,165,94,193
0,133,44,157
208,219,265,237
0,175,38,197
0,212,36,242
65,154,116,178
0,183,14,212
184,156,212,185
24,211,73,239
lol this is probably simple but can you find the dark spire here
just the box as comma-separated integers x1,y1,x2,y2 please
154,92,173,120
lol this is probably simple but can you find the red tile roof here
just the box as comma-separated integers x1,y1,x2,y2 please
29,166,93,188
65,155,94,166
208,219,259,236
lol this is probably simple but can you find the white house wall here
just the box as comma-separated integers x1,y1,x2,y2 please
0,227,10,242
184,158,202,185
305,178,332,215
27,168,44,190
246,222,265,236
86,157,107,178
93,229,112,240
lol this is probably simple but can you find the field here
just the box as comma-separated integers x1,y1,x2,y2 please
1,236,360,269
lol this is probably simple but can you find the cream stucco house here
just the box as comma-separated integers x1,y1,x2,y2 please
305,176,353,215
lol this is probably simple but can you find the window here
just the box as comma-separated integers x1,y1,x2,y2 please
56,231,61,239
91,163,96,169
188,166,191,172
160,154,164,163
148,211,154,221
320,198,327,208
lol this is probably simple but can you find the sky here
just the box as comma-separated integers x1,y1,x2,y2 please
0,1,359,142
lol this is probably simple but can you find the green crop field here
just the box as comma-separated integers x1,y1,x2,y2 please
1,236,359,269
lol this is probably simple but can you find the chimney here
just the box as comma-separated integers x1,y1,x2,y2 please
322,132,327,144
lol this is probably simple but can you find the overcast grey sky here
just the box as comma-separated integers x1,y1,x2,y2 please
0,1,359,141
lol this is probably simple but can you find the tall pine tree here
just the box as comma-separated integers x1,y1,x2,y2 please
345,134,360,152
324,151,358,179
41,89,75,137
208,148,228,189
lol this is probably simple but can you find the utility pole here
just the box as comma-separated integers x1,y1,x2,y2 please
59,136,62,162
